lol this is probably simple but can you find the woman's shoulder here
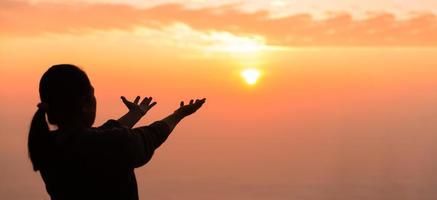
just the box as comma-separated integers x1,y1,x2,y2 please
84,120,130,139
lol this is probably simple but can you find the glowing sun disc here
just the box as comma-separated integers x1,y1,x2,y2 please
241,68,260,85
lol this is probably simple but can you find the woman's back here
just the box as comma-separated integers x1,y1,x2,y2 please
40,120,170,200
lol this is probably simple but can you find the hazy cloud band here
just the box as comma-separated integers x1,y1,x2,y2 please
1,1,436,46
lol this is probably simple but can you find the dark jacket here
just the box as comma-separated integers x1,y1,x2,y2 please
39,120,171,200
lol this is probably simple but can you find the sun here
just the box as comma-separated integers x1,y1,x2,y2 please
241,68,261,85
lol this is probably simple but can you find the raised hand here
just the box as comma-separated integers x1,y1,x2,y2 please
175,98,206,117
121,96,157,116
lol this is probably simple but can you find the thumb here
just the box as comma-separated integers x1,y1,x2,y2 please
121,96,129,106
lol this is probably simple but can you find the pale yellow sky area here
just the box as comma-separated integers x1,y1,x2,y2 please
24,0,437,18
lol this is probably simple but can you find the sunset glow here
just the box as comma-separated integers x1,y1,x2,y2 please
1,0,437,200
206,33,266,54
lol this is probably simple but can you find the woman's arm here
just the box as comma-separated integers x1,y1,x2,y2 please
162,98,206,132
118,96,156,128
113,98,206,168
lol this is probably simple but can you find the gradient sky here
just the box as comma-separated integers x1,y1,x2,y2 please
1,0,437,199
23,0,437,17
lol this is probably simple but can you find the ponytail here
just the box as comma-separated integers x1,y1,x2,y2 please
28,104,51,171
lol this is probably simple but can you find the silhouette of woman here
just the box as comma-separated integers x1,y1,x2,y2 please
28,64,206,200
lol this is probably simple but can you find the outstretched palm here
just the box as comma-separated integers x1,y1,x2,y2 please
121,96,157,116
176,98,206,117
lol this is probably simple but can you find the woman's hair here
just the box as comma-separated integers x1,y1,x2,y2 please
28,64,93,171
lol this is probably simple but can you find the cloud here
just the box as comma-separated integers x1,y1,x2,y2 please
1,0,436,46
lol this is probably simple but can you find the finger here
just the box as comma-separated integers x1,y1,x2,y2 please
140,97,152,106
134,96,140,104
195,98,206,107
189,99,194,105
180,101,184,107
146,97,153,105
200,98,206,104
149,101,157,108
195,98,205,104
121,96,129,106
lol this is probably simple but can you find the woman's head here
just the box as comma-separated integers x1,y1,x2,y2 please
40,64,96,127
29,64,96,171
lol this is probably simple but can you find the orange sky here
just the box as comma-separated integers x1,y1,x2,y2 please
1,1,437,199
2,0,437,45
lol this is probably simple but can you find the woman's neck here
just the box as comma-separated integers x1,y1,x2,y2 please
57,120,89,131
